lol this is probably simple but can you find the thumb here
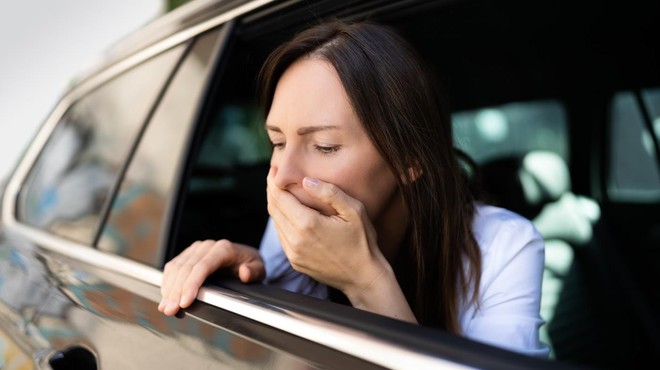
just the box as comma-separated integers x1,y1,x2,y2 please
238,260,266,283
302,177,359,220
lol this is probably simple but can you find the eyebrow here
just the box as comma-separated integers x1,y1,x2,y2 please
265,124,339,135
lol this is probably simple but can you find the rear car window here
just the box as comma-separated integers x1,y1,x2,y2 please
608,88,660,201
17,44,186,244
98,28,225,267
452,100,568,164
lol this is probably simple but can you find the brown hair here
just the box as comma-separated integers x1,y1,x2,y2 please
258,20,481,333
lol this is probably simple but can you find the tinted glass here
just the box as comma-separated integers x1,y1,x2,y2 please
452,100,568,164
98,29,224,266
18,45,186,244
608,89,660,201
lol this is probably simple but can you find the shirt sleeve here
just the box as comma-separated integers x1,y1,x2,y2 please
462,207,550,358
259,217,328,299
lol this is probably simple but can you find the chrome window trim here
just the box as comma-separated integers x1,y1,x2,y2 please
73,0,274,101
197,288,475,370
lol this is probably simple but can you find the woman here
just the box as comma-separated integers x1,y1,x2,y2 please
159,20,548,357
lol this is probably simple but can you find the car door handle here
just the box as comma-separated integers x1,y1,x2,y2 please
42,345,97,370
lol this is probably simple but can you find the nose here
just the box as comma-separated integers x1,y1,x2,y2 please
271,146,304,189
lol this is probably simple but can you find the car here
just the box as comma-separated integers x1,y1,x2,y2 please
1,0,658,368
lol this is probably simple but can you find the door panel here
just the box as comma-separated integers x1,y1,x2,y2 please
29,247,381,369
0,234,52,369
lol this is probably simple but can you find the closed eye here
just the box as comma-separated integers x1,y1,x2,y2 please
270,141,285,150
314,144,340,155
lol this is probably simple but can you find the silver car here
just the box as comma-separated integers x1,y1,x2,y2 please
1,0,658,368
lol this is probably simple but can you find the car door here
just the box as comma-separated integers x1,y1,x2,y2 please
0,23,190,370
0,7,395,368
0,21,247,370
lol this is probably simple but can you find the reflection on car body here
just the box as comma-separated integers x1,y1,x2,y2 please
0,0,659,369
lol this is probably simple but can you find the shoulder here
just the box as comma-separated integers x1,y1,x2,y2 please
460,204,548,357
472,203,544,267
468,204,546,308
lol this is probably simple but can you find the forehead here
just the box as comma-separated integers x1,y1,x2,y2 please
267,58,359,129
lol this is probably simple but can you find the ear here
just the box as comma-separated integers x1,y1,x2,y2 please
401,165,423,184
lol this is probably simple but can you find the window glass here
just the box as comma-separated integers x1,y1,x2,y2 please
18,45,186,244
98,29,224,266
608,89,660,201
452,100,568,164
641,88,660,159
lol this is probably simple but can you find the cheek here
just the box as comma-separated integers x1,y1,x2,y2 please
357,173,399,220
328,160,399,220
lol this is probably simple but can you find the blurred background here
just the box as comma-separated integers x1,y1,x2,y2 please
0,0,191,182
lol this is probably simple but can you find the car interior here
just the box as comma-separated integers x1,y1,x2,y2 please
168,0,660,368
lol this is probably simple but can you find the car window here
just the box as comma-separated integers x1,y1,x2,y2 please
452,100,568,164
172,99,271,254
157,1,659,368
17,44,186,244
608,88,660,201
170,25,281,257
97,28,226,266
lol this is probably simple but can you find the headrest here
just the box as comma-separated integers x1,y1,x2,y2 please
481,150,570,219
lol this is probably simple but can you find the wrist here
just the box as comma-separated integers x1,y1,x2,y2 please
343,256,395,307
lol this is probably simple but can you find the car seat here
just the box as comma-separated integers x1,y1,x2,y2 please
480,150,601,361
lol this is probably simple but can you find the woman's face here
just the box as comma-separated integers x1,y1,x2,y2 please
266,57,400,222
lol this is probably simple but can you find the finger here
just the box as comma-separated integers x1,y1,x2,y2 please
179,260,213,308
269,210,316,276
159,242,199,313
268,213,297,259
161,241,199,297
267,178,306,233
302,177,362,221
179,240,240,307
266,168,307,214
267,190,303,251
267,176,315,228
164,240,214,315
237,260,266,283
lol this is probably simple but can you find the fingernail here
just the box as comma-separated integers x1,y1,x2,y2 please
166,301,177,313
180,294,191,307
303,177,318,188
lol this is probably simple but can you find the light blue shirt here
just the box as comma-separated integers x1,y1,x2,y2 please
259,204,550,358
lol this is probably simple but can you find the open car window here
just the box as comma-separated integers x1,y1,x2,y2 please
165,0,660,369
167,2,564,366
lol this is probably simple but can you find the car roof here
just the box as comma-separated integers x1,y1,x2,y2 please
71,0,255,86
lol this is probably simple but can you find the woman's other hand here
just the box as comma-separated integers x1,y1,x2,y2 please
158,240,265,316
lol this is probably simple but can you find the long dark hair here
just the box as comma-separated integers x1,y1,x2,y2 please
258,20,481,333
